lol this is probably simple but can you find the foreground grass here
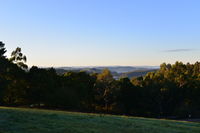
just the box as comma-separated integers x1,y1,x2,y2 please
0,107,200,133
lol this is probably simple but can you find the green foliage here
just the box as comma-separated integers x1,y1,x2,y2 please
95,69,118,112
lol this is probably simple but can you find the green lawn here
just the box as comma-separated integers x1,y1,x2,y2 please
0,107,199,133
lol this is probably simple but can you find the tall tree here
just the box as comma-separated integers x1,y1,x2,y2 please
95,69,116,112
10,47,28,70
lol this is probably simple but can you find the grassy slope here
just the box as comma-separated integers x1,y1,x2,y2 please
0,107,199,133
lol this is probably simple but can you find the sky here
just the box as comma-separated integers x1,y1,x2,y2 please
0,0,200,67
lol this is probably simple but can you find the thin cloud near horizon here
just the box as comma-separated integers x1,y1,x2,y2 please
163,49,197,52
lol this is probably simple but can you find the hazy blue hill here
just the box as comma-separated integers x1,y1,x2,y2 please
55,66,159,79
120,69,158,78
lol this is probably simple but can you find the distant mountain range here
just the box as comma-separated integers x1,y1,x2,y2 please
55,66,159,79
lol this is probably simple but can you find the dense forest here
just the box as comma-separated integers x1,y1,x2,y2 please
0,41,200,118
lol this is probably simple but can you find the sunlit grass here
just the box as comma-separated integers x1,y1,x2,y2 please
0,107,199,133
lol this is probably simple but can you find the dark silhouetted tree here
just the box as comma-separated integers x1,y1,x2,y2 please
0,41,6,58
10,47,28,70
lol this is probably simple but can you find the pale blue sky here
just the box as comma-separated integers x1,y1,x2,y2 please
0,0,200,67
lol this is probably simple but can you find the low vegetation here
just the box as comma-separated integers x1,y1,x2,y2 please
0,107,200,133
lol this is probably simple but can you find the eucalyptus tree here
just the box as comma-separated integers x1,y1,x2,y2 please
10,47,28,70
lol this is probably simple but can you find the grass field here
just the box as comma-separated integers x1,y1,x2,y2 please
0,107,200,133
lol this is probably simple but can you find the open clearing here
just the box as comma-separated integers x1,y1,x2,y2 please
0,107,199,133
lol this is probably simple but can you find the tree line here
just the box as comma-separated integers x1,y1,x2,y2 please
0,41,200,118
